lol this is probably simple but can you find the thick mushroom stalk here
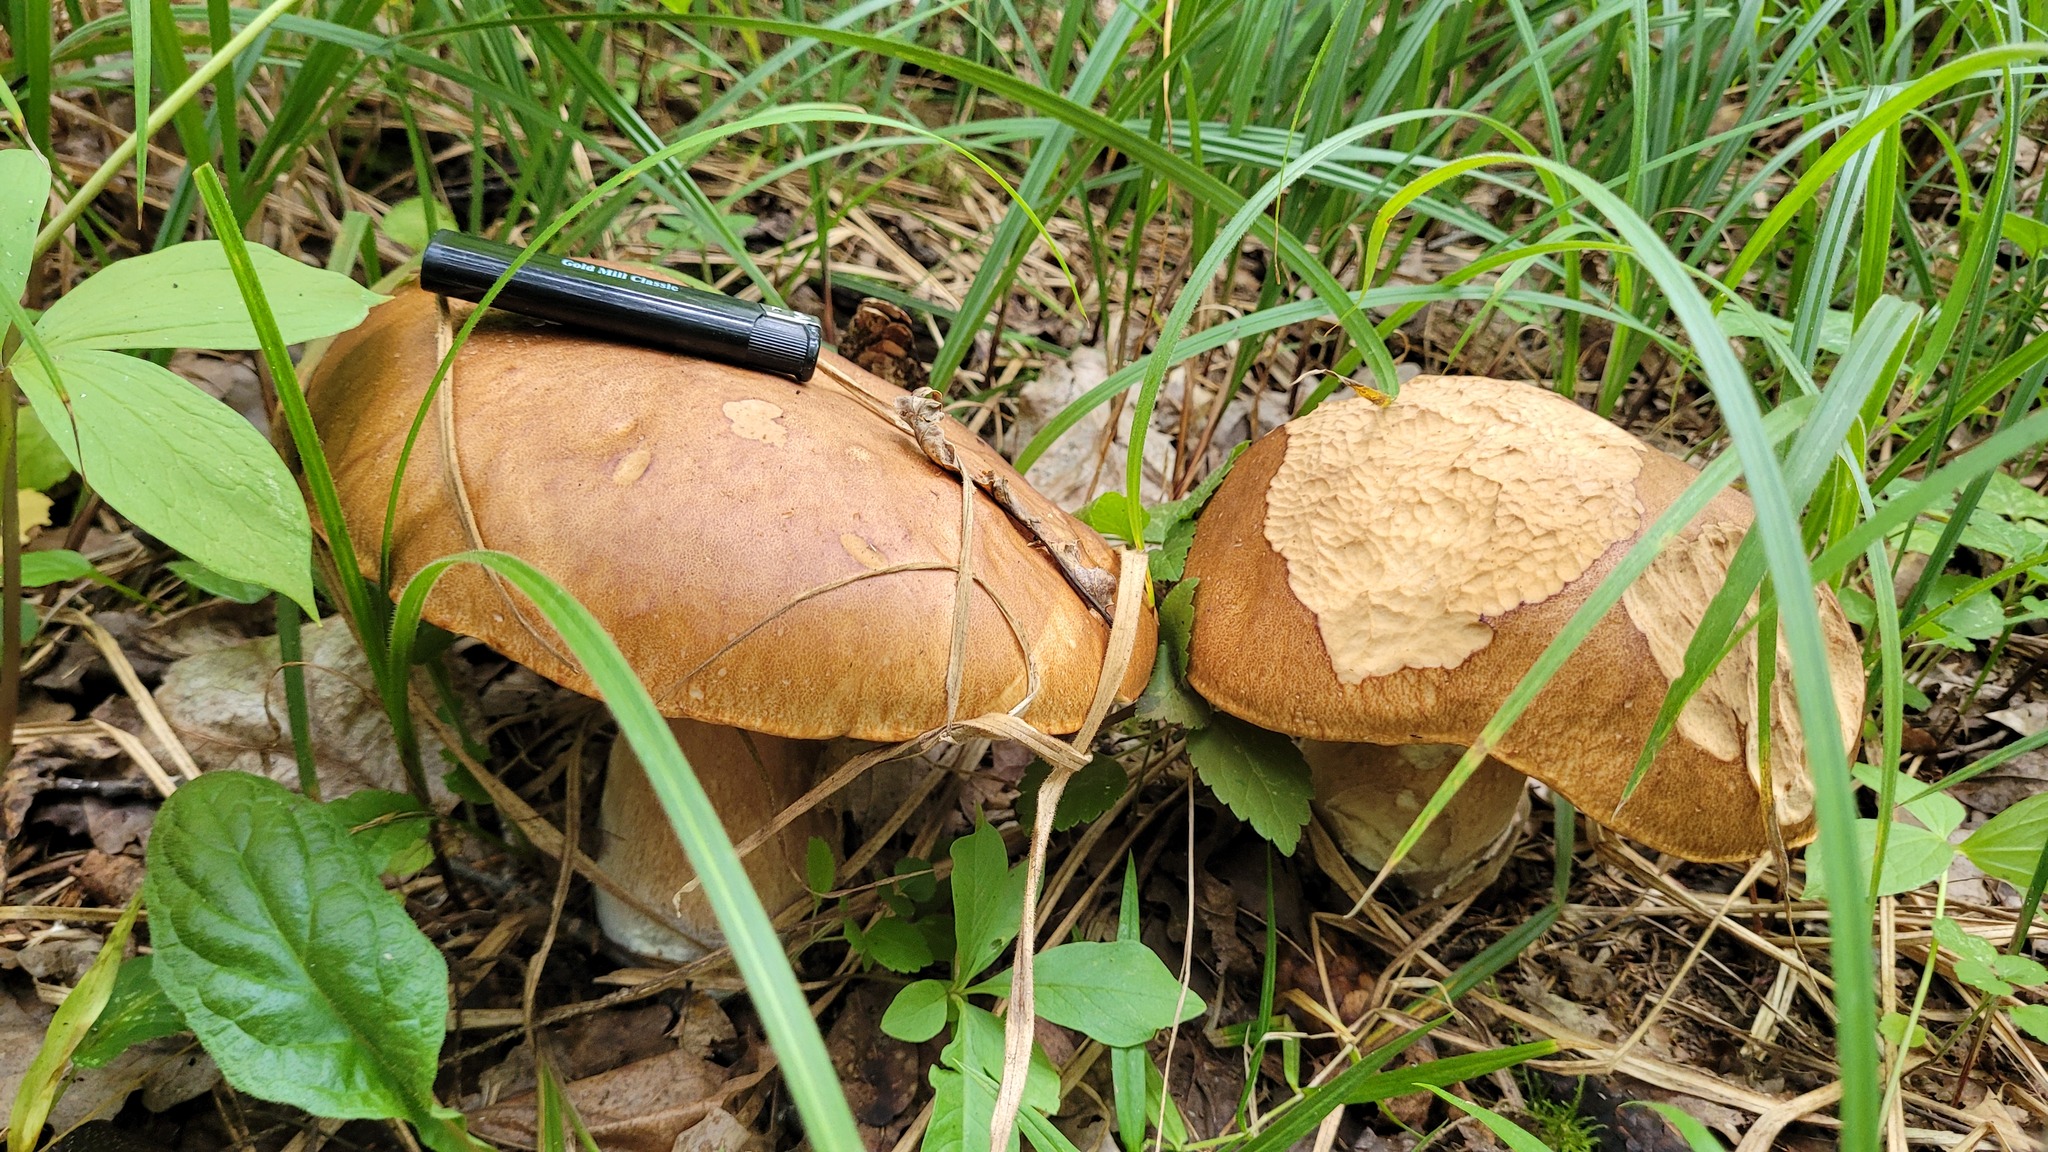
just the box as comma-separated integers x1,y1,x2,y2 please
595,718,829,962
1304,742,1528,900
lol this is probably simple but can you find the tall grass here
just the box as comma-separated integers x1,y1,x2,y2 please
18,0,2048,1147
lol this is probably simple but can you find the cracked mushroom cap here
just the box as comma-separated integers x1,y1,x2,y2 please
305,284,1152,740
1183,376,1863,861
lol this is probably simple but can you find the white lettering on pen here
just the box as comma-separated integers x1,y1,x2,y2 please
558,256,683,293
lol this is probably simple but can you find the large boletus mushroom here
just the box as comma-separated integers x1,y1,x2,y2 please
307,283,1153,960
1183,376,1863,889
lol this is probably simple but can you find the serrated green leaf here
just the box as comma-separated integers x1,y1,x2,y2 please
1134,639,1210,727
1962,793,2048,888
0,149,49,307
1158,577,1198,678
1803,817,1953,900
881,979,951,1043
19,549,99,587
948,821,1024,983
1017,753,1128,832
968,941,1203,1047
1149,517,1196,583
1187,715,1313,854
143,772,470,1149
16,403,73,491
74,954,186,1068
328,789,434,878
861,917,936,974
12,347,314,611
34,241,383,351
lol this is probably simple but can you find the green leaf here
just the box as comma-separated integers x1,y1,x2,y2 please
2004,213,2048,259
1876,1011,1930,1051
379,196,455,251
12,347,314,611
8,896,141,1151
1855,762,1966,837
19,549,99,587
1134,639,1210,727
1804,819,1953,900
74,954,187,1068
1626,1102,1728,1152
167,558,272,604
327,789,435,878
1994,952,2048,987
1158,578,1198,678
143,772,472,1149
16,403,73,491
0,149,50,306
1143,442,1245,545
860,917,936,974
1427,1086,1555,1152
1149,517,1197,583
806,835,836,895
881,979,951,1043
1962,792,2048,888
1187,715,1313,855
948,1005,1058,1114
2009,1003,2048,1043
1933,916,2011,996
970,941,1204,1047
922,1005,1060,1152
1076,491,1143,546
948,821,1024,983
33,241,384,351
1017,754,1128,833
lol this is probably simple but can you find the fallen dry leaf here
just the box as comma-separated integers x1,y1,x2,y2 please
670,1109,763,1152
469,1049,735,1152
153,616,464,808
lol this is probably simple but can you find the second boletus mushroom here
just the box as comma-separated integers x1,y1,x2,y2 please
1183,375,1864,893
308,282,1153,961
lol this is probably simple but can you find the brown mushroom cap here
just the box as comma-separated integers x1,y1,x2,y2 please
306,285,1153,739
1184,376,1863,861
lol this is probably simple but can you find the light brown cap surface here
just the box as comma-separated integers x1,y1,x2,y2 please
1184,376,1863,861
307,285,1151,741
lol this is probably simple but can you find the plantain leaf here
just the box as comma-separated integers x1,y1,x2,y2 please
34,241,382,351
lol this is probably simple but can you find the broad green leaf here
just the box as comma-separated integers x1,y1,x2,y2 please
20,549,99,587
970,941,1204,1047
1961,792,2048,887
1149,517,1197,583
948,821,1025,983
922,1067,988,1152
1077,491,1144,546
17,403,73,491
0,149,49,306
1017,754,1128,832
881,979,951,1043
1993,952,2048,987
167,558,272,604
857,917,936,974
1934,916,2012,995
1854,762,1965,837
13,347,314,611
1187,715,1314,855
327,789,434,878
1876,1011,1930,1051
1803,819,1952,900
2004,213,2048,259
143,772,472,1151
1626,1102,1728,1152
922,1005,1059,1152
949,1005,1058,1114
34,241,382,351
74,954,187,1068
8,896,140,1151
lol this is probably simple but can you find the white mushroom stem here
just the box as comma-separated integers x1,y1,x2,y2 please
1302,741,1530,901
595,717,831,963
